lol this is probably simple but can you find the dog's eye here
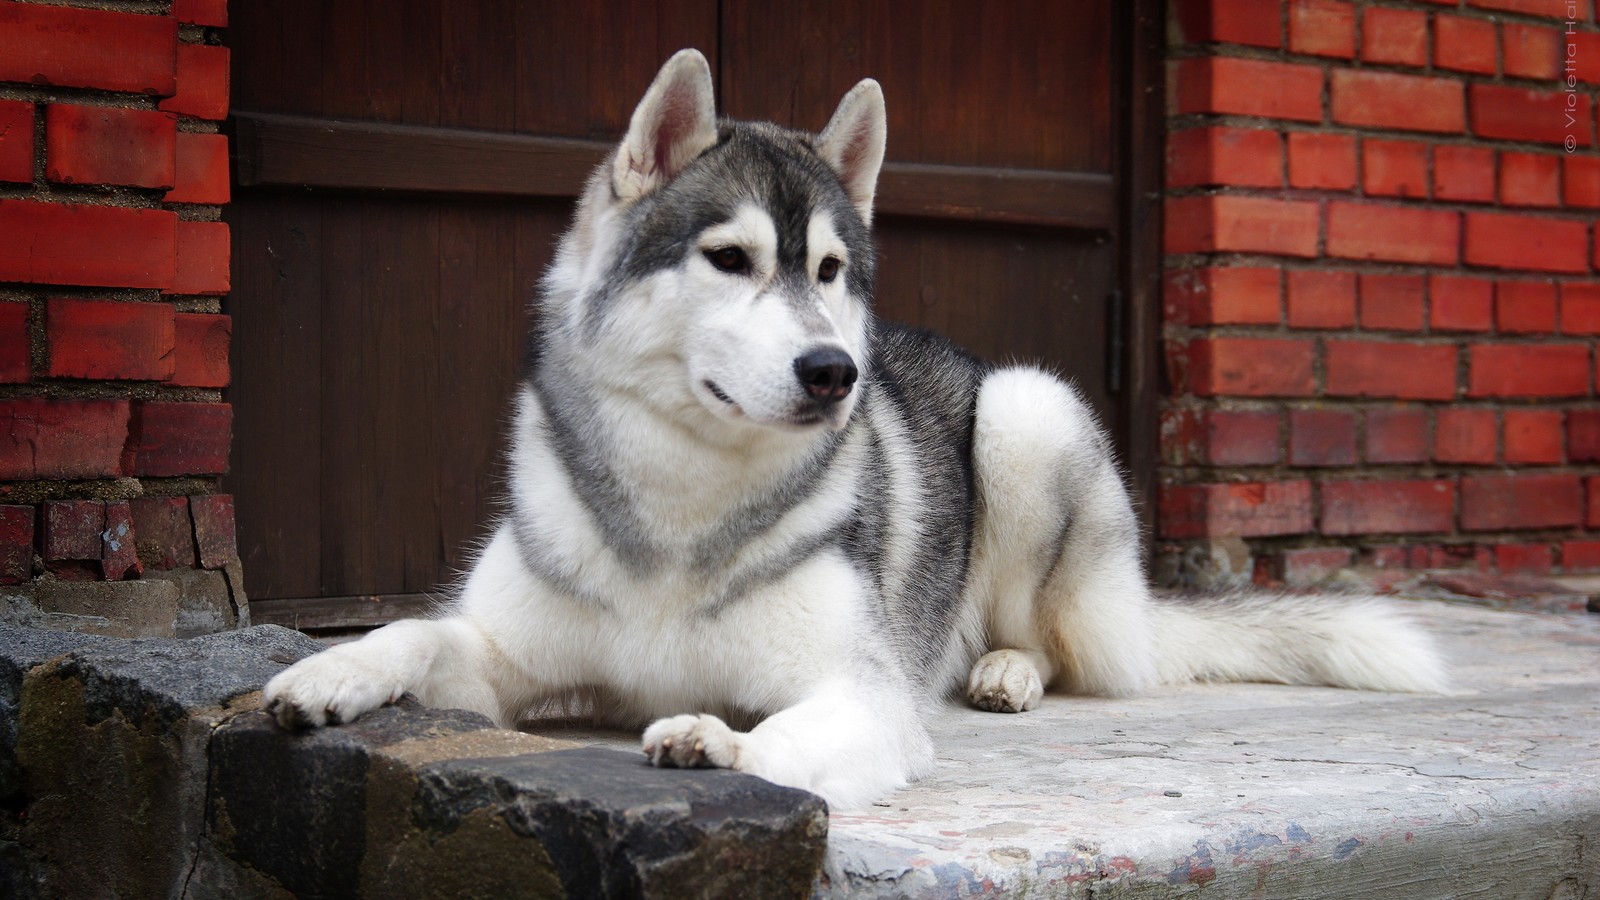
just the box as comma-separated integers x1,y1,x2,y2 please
817,257,842,284
705,247,751,274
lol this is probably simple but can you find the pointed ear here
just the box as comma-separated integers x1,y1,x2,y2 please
613,49,718,203
816,79,887,226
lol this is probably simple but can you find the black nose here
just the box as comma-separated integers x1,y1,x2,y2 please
795,348,858,403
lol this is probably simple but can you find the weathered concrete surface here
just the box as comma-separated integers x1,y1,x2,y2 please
819,602,1600,898
546,602,1599,898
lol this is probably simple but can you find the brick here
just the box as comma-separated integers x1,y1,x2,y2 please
1463,211,1590,274
167,221,231,296
1494,280,1559,334
1165,195,1320,257
1470,84,1591,147
166,131,230,205
129,496,197,570
125,401,232,477
1362,139,1428,199
1430,274,1495,332
1499,151,1561,207
1591,477,1600,529
1562,282,1600,335
1325,340,1458,400
171,313,231,388
1287,131,1356,190
1325,201,1459,266
0,200,177,290
160,44,230,121
1462,474,1583,531
1330,70,1465,134
1204,409,1282,465
1503,23,1562,80
1362,7,1428,67
1184,337,1317,397
1173,0,1282,47
1468,343,1591,397
1287,269,1357,328
1289,407,1357,466
102,500,141,581
1272,547,1354,587
1573,30,1600,85
1566,156,1600,208
1366,407,1430,464
1358,274,1426,331
0,505,33,584
1494,543,1554,575
1167,127,1283,189
1434,14,1498,74
1289,0,1356,58
0,100,33,184
1165,267,1281,326
42,500,102,568
1435,408,1498,464
45,105,177,190
1572,408,1600,462
1467,0,1581,15
1172,57,1325,123
0,4,176,95
1433,144,1496,203
1503,409,1564,463
173,0,229,28
1158,480,1314,539
1563,540,1600,571
0,399,130,480
1162,408,1205,465
0,302,29,383
1321,479,1455,535
190,493,239,569
45,298,176,381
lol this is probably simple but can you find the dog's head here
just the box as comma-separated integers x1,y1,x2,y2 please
542,49,885,434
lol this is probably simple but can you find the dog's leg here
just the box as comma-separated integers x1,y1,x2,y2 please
642,678,931,810
264,527,552,729
968,367,1157,706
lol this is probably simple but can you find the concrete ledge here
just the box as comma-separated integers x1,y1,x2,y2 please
811,602,1600,897
3,602,1596,898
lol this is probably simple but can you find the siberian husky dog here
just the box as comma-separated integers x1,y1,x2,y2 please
264,50,1445,809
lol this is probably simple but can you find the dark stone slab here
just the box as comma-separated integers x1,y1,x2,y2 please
208,701,500,899
416,748,829,899
0,624,113,801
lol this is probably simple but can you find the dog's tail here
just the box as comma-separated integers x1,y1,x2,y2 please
1145,594,1447,693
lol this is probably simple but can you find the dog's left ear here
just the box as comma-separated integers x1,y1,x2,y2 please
817,79,887,227
614,49,718,203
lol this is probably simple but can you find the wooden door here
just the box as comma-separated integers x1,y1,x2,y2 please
224,1,1162,632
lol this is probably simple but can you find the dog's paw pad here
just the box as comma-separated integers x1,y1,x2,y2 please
967,649,1044,713
642,714,742,769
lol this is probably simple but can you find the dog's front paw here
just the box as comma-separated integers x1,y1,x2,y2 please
642,713,744,769
262,650,402,730
967,649,1044,713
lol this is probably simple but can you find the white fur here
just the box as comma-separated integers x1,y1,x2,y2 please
263,51,1446,811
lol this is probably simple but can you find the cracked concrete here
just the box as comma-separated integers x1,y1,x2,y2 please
550,601,1600,898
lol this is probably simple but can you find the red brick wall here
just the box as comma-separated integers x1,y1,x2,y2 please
0,0,239,629
1162,0,1600,588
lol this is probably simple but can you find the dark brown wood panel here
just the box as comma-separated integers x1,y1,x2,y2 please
720,0,1112,172
225,1,1153,617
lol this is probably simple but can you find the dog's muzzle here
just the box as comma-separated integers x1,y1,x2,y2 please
795,348,857,404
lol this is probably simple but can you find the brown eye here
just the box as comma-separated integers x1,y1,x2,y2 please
818,256,841,283
705,247,751,274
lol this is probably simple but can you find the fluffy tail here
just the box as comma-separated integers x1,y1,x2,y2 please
1147,594,1448,693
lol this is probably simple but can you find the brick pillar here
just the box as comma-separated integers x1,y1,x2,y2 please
0,1,242,636
1161,0,1599,589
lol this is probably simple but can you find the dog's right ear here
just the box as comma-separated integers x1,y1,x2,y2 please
613,49,718,203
